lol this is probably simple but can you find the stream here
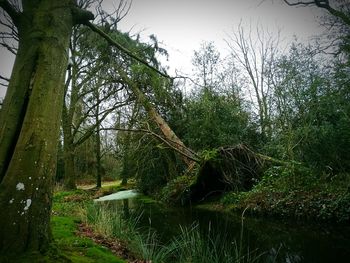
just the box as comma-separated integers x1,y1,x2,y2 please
95,190,350,263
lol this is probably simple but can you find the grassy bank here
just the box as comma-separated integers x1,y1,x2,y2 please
50,188,126,263
220,166,350,223
1,183,127,263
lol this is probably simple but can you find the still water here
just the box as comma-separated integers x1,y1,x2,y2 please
96,190,350,263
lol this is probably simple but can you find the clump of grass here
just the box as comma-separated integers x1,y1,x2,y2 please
169,223,264,263
84,203,172,262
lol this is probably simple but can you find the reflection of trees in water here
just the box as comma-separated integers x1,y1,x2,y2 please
108,196,350,263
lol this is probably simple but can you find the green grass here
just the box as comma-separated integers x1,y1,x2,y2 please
51,216,124,263
50,188,125,263
2,212,125,263
4,189,125,263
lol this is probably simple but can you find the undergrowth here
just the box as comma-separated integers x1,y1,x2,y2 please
221,165,350,223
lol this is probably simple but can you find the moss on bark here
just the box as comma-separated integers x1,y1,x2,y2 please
0,0,93,254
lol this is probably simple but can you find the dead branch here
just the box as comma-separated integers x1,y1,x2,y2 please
100,126,201,163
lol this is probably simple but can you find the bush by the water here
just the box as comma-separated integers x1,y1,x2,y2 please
221,165,350,223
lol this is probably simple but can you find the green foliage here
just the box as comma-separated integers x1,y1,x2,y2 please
221,164,350,223
160,174,197,204
85,203,173,262
127,133,185,195
266,41,350,174
170,223,264,263
221,191,250,206
182,89,255,152
256,165,317,192
200,148,219,161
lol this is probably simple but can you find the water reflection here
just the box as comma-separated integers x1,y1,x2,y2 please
97,190,350,263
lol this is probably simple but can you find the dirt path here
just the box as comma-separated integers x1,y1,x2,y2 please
77,180,122,190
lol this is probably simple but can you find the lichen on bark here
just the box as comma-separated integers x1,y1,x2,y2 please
0,0,93,255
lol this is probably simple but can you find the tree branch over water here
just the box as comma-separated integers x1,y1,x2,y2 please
100,126,201,163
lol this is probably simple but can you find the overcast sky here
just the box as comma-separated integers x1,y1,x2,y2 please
0,0,326,99
114,0,325,73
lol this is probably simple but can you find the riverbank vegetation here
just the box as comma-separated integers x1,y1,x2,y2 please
0,186,126,262
53,187,268,263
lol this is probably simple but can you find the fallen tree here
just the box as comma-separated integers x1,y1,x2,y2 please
83,19,297,203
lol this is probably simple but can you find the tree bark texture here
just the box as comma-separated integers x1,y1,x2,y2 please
0,0,90,254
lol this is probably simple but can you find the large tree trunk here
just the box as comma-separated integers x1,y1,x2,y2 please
62,107,77,189
133,84,198,165
94,89,102,188
85,24,199,166
0,0,93,255
0,13,38,182
63,140,77,190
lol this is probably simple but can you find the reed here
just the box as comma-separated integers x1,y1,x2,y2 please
83,203,268,263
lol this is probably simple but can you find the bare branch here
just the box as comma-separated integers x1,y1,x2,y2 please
0,0,19,26
100,126,201,163
283,0,350,27
283,0,317,6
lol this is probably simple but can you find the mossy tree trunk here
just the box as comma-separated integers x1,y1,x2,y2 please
121,104,138,185
0,0,93,254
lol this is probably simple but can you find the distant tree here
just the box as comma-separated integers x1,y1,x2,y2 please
283,0,350,59
192,41,220,90
183,89,252,151
281,0,350,172
226,23,280,140
180,43,254,151
62,24,130,189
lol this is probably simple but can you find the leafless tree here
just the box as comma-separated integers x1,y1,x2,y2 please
226,23,281,139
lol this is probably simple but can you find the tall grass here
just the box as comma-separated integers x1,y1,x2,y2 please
169,223,264,263
82,203,268,263
84,203,173,262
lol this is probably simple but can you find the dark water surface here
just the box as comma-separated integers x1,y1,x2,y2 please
98,191,350,263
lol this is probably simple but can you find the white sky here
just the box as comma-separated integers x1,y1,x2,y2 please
114,0,324,74
0,0,326,99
